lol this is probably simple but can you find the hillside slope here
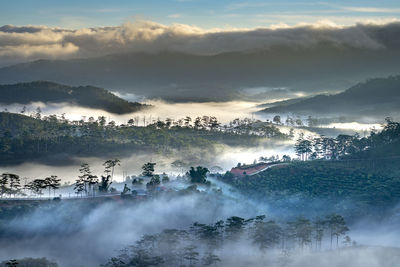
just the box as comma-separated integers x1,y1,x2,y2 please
0,46,399,102
259,76,400,117
0,81,148,114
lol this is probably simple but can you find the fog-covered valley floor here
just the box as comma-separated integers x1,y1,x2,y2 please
1,179,400,267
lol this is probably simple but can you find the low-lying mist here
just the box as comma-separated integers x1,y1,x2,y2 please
0,100,261,125
0,140,295,184
1,185,400,267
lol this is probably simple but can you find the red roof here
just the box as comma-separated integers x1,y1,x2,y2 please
230,163,270,177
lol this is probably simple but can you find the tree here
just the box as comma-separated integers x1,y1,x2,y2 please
146,174,161,189
184,116,192,128
87,174,99,196
187,166,209,184
142,162,156,178
282,155,291,162
273,115,281,124
103,159,120,181
194,117,202,129
295,118,303,126
44,175,60,198
1,173,21,197
202,252,220,266
326,214,349,249
209,116,220,130
313,217,326,250
252,217,282,250
77,163,91,196
294,138,312,160
27,179,46,197
35,107,42,120
289,216,313,249
74,178,85,197
183,245,199,267
225,216,246,241
161,173,170,184
99,175,112,194
5,259,18,267
0,174,9,198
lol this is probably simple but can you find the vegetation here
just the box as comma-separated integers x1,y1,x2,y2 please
223,119,400,217
0,81,148,114
0,257,57,267
104,214,351,267
0,112,287,164
187,166,210,184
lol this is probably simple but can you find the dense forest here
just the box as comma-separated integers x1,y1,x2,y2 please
0,112,287,164
0,81,148,114
223,119,400,218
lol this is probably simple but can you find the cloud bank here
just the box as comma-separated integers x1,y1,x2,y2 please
1,20,400,66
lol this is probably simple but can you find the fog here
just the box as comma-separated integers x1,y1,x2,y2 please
0,100,262,125
1,183,399,267
0,141,295,185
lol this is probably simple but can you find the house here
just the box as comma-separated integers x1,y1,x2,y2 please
230,162,271,177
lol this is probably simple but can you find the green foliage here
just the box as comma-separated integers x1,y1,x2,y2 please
142,162,156,177
0,112,282,163
221,119,400,215
187,166,209,184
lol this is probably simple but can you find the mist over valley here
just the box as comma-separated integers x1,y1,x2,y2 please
1,2,400,266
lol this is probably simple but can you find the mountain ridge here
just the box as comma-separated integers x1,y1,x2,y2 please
259,75,400,117
0,81,149,114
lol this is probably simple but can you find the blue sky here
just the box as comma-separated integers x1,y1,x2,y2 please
1,0,400,28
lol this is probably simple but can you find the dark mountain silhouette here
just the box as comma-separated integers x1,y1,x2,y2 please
259,76,400,117
0,81,148,114
0,43,399,102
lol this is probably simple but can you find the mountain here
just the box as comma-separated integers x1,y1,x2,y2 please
259,76,400,118
0,81,148,114
257,97,309,109
0,43,399,102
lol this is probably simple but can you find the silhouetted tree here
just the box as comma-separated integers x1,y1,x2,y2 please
187,166,209,184
142,162,156,178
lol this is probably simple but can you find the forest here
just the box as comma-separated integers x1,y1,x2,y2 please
223,118,400,218
0,111,287,164
103,214,350,267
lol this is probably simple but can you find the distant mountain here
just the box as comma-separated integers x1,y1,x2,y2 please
257,97,309,109
259,76,400,117
0,81,148,114
0,44,399,102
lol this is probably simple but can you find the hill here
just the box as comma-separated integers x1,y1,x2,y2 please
0,81,148,114
256,97,308,109
0,45,399,102
259,76,400,117
222,120,400,218
0,112,284,164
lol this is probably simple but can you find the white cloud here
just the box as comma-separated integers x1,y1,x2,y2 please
0,19,399,66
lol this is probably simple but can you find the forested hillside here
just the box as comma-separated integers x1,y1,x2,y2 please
0,112,287,164
0,81,148,114
223,119,400,217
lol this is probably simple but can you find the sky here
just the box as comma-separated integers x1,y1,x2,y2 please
1,0,400,29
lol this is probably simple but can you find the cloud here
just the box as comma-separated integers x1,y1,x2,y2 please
1,19,400,67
